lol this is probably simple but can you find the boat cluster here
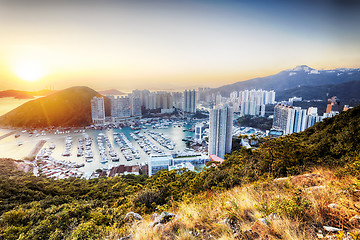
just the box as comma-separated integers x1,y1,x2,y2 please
62,136,73,157
132,132,164,155
147,131,175,150
76,134,94,162
114,132,140,161
37,145,54,160
97,133,119,163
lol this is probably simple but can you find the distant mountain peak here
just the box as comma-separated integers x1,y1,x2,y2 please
98,89,125,95
288,65,314,72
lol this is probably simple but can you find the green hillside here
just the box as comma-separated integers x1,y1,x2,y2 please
0,106,359,239
0,86,107,128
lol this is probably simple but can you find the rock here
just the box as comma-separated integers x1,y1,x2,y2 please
323,226,341,232
349,215,360,225
150,213,159,221
153,223,164,232
119,234,134,240
274,177,288,182
327,203,338,209
267,213,279,221
149,211,179,228
158,211,177,224
124,212,143,222
306,185,325,192
250,218,269,234
291,173,321,185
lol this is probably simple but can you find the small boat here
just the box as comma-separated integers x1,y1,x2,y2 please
17,141,23,146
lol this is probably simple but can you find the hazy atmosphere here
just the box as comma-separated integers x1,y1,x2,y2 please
0,0,359,91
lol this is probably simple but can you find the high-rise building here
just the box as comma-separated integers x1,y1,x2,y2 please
183,89,196,113
208,105,233,159
110,96,131,121
239,89,275,117
194,123,204,143
272,104,335,135
172,92,183,109
130,96,142,116
273,104,308,135
91,96,105,124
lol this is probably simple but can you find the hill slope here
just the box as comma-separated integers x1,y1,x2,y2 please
276,80,360,102
212,65,360,97
0,86,104,128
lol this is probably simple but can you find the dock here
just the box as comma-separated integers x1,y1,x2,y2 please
0,131,16,140
28,140,47,160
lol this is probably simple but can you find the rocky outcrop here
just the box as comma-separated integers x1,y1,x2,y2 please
118,234,134,240
124,212,143,222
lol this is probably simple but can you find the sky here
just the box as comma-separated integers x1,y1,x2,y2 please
0,0,359,91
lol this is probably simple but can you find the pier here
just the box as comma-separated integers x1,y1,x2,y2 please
28,140,47,160
0,131,16,140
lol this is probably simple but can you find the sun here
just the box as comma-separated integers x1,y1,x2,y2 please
13,61,47,82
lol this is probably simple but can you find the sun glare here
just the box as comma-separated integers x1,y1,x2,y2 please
13,61,46,82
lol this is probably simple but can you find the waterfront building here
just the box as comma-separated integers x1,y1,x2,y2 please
194,123,204,143
183,89,197,113
208,105,233,159
168,162,195,172
149,153,209,176
110,96,131,121
130,96,142,116
148,92,157,110
91,96,105,124
172,92,183,109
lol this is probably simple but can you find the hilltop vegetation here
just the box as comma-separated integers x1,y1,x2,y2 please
0,106,360,239
0,86,110,128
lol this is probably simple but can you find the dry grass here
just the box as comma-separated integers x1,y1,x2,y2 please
118,168,360,240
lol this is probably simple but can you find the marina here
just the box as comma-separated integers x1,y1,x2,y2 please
0,121,199,176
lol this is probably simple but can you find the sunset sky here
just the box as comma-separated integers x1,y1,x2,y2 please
0,0,359,91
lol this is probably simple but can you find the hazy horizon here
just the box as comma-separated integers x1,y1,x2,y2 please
1,0,359,91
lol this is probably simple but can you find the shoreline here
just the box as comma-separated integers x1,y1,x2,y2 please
0,131,16,140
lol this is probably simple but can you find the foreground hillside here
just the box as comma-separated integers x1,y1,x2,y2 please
0,106,359,239
0,86,107,128
123,169,360,240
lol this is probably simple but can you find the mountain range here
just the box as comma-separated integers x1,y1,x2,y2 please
98,89,126,96
212,65,360,97
0,89,55,99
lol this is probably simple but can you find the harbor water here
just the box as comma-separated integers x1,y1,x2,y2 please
0,124,196,174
